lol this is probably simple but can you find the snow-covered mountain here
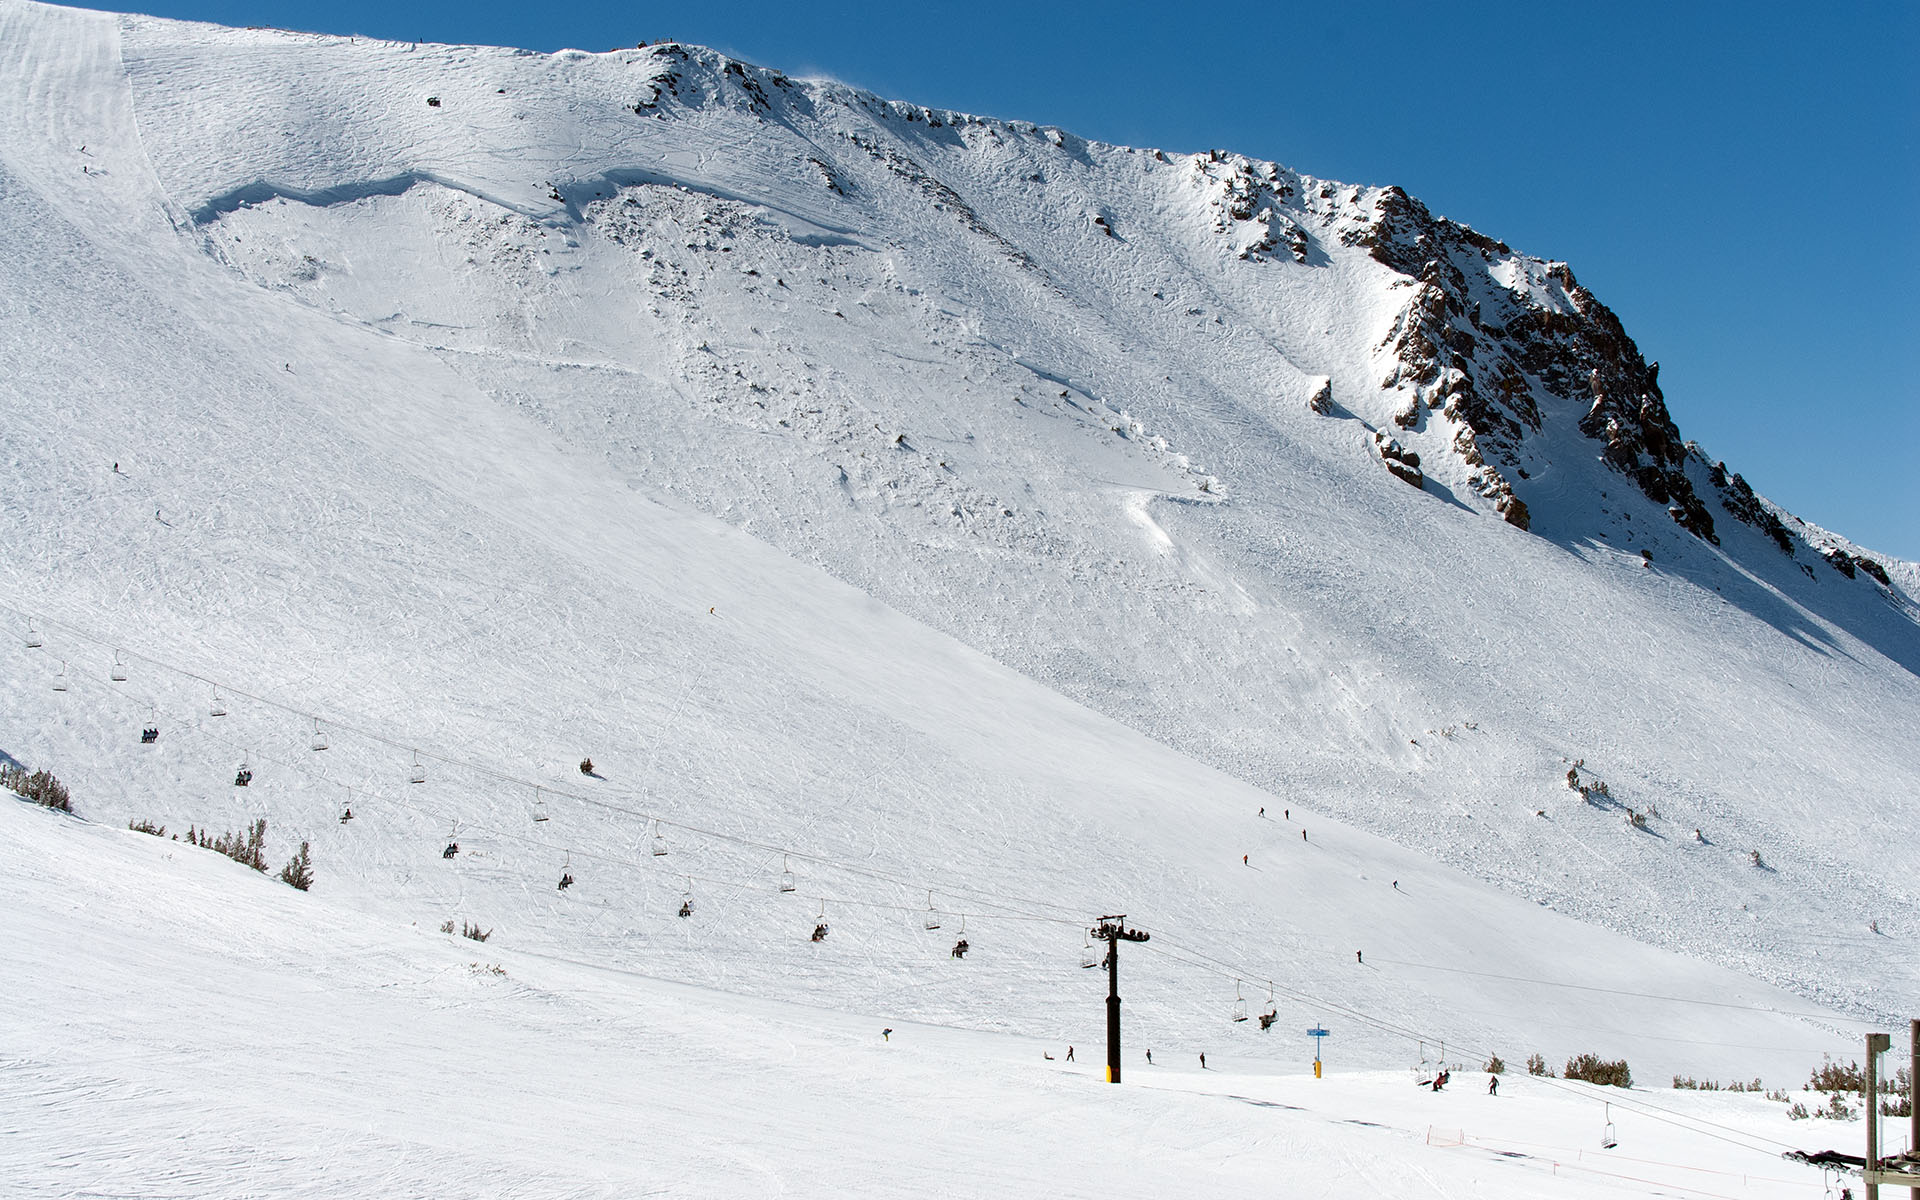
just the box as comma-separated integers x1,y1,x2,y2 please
3,0,1915,1133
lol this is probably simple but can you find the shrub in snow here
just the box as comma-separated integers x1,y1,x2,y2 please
129,818,167,837
1563,1053,1631,1088
279,841,314,891
189,819,269,871
3,763,72,813
1484,1054,1505,1075
1526,1053,1551,1077
1786,1101,1810,1120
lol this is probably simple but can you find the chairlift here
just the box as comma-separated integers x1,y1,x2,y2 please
234,753,253,787
651,822,668,856
923,890,941,931
678,876,693,918
1231,980,1249,1023
310,719,329,752
408,751,426,785
442,824,460,859
1412,1042,1433,1087
1600,1103,1618,1150
209,687,227,718
532,786,550,822
810,898,829,941
778,854,796,893
24,620,43,648
51,661,69,691
557,852,574,891
140,724,159,744
110,651,127,682
340,787,355,823
1080,934,1099,969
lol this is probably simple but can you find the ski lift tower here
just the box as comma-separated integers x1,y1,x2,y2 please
1306,1026,1331,1078
1861,1022,1920,1200
1090,915,1149,1084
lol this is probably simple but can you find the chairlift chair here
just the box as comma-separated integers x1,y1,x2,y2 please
110,651,128,682
234,754,252,787
310,719,329,752
140,724,159,744
1080,935,1098,969
678,876,693,918
778,855,796,893
651,823,668,856
408,751,426,785
923,890,941,930
24,620,43,648
531,787,549,822
1600,1103,1618,1150
558,852,574,890
1231,980,1249,1023
209,688,227,717
51,661,69,691
340,788,355,822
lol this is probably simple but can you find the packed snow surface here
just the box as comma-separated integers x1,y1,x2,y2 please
0,2,1915,1192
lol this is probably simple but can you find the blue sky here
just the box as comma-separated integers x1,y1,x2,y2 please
82,0,1918,558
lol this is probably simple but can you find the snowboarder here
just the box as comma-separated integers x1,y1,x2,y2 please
1356,950,1363,964
1302,829,1307,842
1285,809,1289,820
1259,807,1264,817
882,1028,892,1042
1199,1053,1207,1069
1066,1046,1074,1062
1488,1075,1498,1095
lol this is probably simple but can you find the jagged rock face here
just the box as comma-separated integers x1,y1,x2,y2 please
1353,186,1718,540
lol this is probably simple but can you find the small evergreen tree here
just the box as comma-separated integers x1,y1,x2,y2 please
279,841,313,891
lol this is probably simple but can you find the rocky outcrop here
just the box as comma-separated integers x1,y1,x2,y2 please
1352,187,1714,541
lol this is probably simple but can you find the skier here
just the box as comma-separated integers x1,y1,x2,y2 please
1259,807,1264,817
882,1028,892,1042
1488,1075,1498,1096
1146,1049,1153,1064
1243,854,1248,866
1356,950,1363,964
1199,1053,1207,1070
1066,1046,1075,1062
1302,829,1307,842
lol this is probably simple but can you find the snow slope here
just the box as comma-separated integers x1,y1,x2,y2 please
0,6,1915,1186
0,796,1871,1200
